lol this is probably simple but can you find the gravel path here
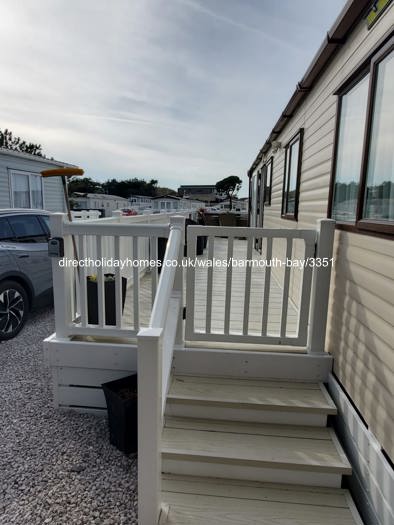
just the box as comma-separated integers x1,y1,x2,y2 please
0,308,138,524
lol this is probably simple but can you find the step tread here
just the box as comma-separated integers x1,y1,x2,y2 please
165,416,331,439
162,417,351,474
168,376,336,414
161,475,362,525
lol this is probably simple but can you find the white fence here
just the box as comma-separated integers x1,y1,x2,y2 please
185,220,335,351
49,211,191,340
70,210,101,221
48,212,335,525
136,218,334,525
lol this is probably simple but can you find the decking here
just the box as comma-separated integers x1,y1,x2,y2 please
45,213,356,525
162,476,362,525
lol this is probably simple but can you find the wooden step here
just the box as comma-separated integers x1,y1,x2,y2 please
162,417,351,487
166,376,336,426
161,475,363,525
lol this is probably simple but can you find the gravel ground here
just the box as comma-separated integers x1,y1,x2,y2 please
0,308,138,524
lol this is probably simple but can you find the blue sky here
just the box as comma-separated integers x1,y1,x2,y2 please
1,0,345,196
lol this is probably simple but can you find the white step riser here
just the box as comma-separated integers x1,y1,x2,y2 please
162,459,343,488
166,402,328,427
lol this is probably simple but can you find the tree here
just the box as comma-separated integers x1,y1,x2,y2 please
68,177,104,195
155,186,177,197
68,175,175,200
0,128,44,156
216,175,242,210
102,178,158,198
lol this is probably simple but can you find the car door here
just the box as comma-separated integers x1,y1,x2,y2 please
7,214,52,299
0,217,17,276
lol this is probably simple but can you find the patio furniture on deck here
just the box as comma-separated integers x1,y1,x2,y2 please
219,213,237,227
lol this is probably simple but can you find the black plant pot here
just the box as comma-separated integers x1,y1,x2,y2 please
87,274,127,325
102,374,138,454
157,221,207,271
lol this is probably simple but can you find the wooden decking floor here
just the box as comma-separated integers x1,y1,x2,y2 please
167,376,337,414
161,475,362,525
122,238,299,338
162,417,351,474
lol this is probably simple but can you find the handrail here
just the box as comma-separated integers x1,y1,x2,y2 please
62,220,170,237
150,226,182,329
137,215,185,525
68,210,193,226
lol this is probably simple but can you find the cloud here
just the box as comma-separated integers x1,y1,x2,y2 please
0,0,346,195
174,0,304,53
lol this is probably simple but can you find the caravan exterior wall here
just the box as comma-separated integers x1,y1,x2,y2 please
248,7,394,461
0,149,68,212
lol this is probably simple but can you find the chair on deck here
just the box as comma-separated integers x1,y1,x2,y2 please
219,213,237,227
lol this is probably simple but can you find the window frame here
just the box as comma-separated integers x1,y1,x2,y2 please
264,156,273,206
328,35,394,237
250,170,259,227
281,128,304,221
9,170,45,210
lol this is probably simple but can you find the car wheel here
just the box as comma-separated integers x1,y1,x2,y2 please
0,280,29,341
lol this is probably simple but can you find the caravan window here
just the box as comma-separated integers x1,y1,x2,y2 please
264,157,273,206
331,75,369,222
10,172,44,209
282,129,303,220
330,37,394,236
362,49,394,226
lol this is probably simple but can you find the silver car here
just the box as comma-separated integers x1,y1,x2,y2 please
0,209,52,341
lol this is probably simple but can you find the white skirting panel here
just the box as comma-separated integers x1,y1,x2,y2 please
44,333,138,413
328,374,394,525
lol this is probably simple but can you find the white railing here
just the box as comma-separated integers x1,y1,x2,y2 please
49,211,190,340
136,218,334,525
137,216,185,525
185,219,335,350
49,211,334,525
70,210,101,221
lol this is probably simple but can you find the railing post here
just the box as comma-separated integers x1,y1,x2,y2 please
137,327,163,525
49,213,71,339
170,216,185,347
307,219,335,354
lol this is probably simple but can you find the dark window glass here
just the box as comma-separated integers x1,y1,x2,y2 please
250,172,258,226
39,215,50,234
0,218,14,241
363,51,394,222
332,75,369,222
330,37,394,235
286,140,300,215
8,215,47,243
282,131,303,219
264,158,273,205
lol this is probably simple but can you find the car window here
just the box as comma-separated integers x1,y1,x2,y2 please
7,215,48,243
38,215,50,235
0,218,14,241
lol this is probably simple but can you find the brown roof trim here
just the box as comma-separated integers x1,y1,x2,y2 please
247,0,372,177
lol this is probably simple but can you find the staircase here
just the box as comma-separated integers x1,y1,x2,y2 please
160,375,363,525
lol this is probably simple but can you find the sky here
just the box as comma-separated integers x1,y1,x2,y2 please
0,0,346,196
